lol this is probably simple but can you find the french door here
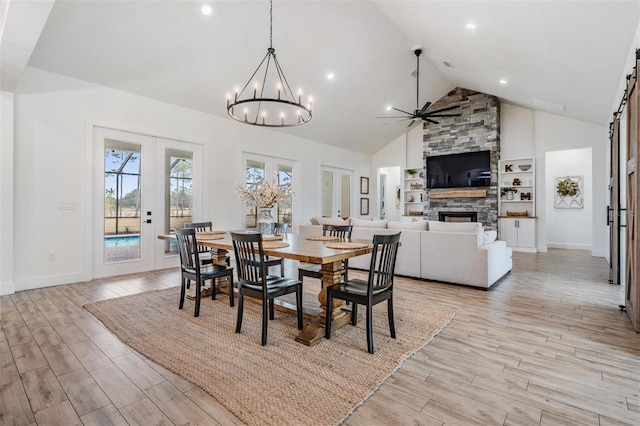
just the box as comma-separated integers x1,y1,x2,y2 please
320,166,353,218
93,127,202,278
242,153,296,229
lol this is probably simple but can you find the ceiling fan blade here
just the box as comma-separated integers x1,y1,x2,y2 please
418,101,432,115
424,118,439,124
407,119,416,128
422,105,460,115
425,113,462,118
383,118,412,126
391,107,415,116
375,115,413,119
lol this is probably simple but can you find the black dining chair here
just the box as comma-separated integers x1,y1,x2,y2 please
231,231,303,346
175,228,234,317
298,224,353,287
185,221,231,270
184,221,214,265
325,232,401,354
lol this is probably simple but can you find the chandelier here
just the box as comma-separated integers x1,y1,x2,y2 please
227,0,312,127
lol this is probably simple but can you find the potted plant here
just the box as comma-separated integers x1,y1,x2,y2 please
500,187,518,200
406,169,418,177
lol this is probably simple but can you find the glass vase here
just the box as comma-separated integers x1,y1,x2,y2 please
257,208,275,235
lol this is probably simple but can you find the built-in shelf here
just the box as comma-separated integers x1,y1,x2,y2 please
498,157,536,252
402,168,425,215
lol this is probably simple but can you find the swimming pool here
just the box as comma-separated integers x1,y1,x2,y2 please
104,235,176,248
104,235,140,248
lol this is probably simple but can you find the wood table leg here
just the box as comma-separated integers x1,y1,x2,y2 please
295,260,350,346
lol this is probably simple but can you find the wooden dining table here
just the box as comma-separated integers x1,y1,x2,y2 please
196,232,375,346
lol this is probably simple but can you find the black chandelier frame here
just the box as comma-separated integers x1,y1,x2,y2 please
227,1,312,127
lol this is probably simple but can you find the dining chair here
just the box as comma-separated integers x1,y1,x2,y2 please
231,231,303,346
175,228,234,317
185,222,214,265
324,232,401,354
298,224,353,286
262,222,288,277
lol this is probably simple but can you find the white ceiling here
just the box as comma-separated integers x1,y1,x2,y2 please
7,0,640,154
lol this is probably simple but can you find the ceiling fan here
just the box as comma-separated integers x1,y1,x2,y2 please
378,48,461,127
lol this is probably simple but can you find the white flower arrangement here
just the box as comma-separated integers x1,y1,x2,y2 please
235,173,296,208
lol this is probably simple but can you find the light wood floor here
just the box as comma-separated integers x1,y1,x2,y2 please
1,250,638,425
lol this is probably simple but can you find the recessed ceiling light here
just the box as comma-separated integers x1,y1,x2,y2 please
466,23,476,30
327,73,335,80
499,79,507,85
386,106,392,111
201,5,212,16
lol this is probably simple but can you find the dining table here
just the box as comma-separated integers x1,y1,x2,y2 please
195,232,375,346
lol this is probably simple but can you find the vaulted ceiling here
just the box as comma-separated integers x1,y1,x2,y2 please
4,1,639,154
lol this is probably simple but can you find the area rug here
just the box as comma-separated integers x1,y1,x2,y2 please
84,287,454,425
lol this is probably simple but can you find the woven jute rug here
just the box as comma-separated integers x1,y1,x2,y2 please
84,286,454,425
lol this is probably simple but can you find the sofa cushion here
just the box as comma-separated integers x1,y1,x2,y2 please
427,221,483,233
351,217,387,228
483,230,497,245
387,220,427,231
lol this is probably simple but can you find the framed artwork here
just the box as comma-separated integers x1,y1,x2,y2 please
554,175,584,209
360,198,369,216
360,177,369,194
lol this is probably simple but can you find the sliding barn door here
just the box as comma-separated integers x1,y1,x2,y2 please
609,118,621,285
625,51,640,332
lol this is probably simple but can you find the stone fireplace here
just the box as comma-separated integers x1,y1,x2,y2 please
422,88,500,230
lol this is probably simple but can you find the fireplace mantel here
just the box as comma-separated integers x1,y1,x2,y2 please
427,188,487,199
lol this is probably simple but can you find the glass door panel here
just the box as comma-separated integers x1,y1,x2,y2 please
163,149,193,255
276,163,293,225
104,140,142,263
244,159,266,228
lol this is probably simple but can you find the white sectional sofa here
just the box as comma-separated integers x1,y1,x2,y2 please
298,217,512,289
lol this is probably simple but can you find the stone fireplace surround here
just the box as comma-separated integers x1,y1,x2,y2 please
422,87,500,230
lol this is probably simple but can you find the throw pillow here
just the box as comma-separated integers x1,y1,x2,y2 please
387,220,427,230
482,230,497,245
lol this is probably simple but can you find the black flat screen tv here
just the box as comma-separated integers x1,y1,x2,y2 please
426,151,491,189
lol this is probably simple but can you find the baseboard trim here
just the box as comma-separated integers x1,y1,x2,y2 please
547,242,592,251
14,271,90,292
0,281,15,296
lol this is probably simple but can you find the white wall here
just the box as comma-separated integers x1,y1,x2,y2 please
545,148,593,250
1,91,15,295
500,103,535,159
499,103,608,255
371,124,423,218
8,67,371,292
534,111,608,256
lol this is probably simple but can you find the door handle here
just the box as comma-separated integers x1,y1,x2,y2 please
146,219,152,224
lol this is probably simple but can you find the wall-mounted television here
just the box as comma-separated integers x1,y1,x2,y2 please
426,151,491,189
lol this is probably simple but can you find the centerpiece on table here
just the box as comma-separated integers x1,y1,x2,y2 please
235,173,296,235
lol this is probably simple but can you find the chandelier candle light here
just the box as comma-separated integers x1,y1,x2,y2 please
227,0,312,127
